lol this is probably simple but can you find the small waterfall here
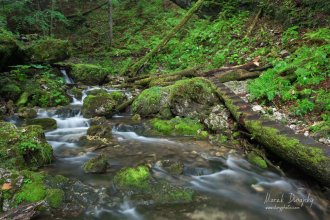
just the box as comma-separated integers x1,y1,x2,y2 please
60,69,74,84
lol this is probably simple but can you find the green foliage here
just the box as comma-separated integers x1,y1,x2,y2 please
249,39,329,117
293,99,314,116
282,26,299,46
304,28,330,43
0,0,68,35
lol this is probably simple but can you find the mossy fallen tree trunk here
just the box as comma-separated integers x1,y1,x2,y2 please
211,78,330,187
125,59,262,88
127,0,205,77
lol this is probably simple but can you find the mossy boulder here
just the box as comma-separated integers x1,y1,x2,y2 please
150,117,206,137
168,77,219,117
87,124,112,139
247,152,267,169
82,154,109,174
82,90,126,118
113,166,194,204
26,118,57,131
132,86,171,118
24,37,70,63
69,64,109,85
132,78,219,118
18,107,37,119
0,29,22,71
0,122,53,170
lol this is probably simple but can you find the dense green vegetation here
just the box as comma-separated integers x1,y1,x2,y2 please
0,0,329,217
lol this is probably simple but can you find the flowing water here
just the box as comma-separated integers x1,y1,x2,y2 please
17,72,330,219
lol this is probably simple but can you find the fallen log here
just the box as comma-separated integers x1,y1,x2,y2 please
214,69,261,83
66,2,108,18
211,78,330,187
0,201,43,220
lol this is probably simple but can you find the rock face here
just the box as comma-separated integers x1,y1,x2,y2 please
0,122,53,170
69,64,109,85
132,77,219,118
82,90,126,118
203,105,231,132
26,118,57,131
82,155,109,174
24,37,70,63
0,29,23,71
0,168,109,218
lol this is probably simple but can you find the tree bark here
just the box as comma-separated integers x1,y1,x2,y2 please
126,0,205,77
0,201,43,220
108,0,113,46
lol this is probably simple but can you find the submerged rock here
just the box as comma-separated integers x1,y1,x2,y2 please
113,165,194,204
24,37,70,63
83,154,109,174
69,64,109,85
26,118,57,131
0,122,53,170
82,90,126,118
155,160,184,175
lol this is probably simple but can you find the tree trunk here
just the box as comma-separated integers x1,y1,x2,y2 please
127,0,205,77
50,0,55,36
108,0,113,46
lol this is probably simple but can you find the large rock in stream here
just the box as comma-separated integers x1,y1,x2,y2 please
69,64,109,85
82,90,127,118
132,77,219,118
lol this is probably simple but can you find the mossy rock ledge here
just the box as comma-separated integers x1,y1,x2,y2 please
69,64,109,85
213,79,330,187
24,37,71,64
26,118,57,131
0,29,22,71
0,122,53,170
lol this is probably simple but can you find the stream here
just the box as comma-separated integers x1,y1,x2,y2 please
16,71,330,219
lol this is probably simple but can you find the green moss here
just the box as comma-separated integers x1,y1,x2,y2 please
83,155,108,174
152,181,194,204
151,117,205,136
110,91,126,102
26,118,57,130
246,120,327,166
82,92,118,118
14,171,47,204
24,37,70,63
247,152,267,169
114,166,150,191
132,87,169,117
0,122,53,170
46,189,65,208
70,64,109,85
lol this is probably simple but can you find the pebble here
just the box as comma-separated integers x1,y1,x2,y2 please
252,105,263,112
